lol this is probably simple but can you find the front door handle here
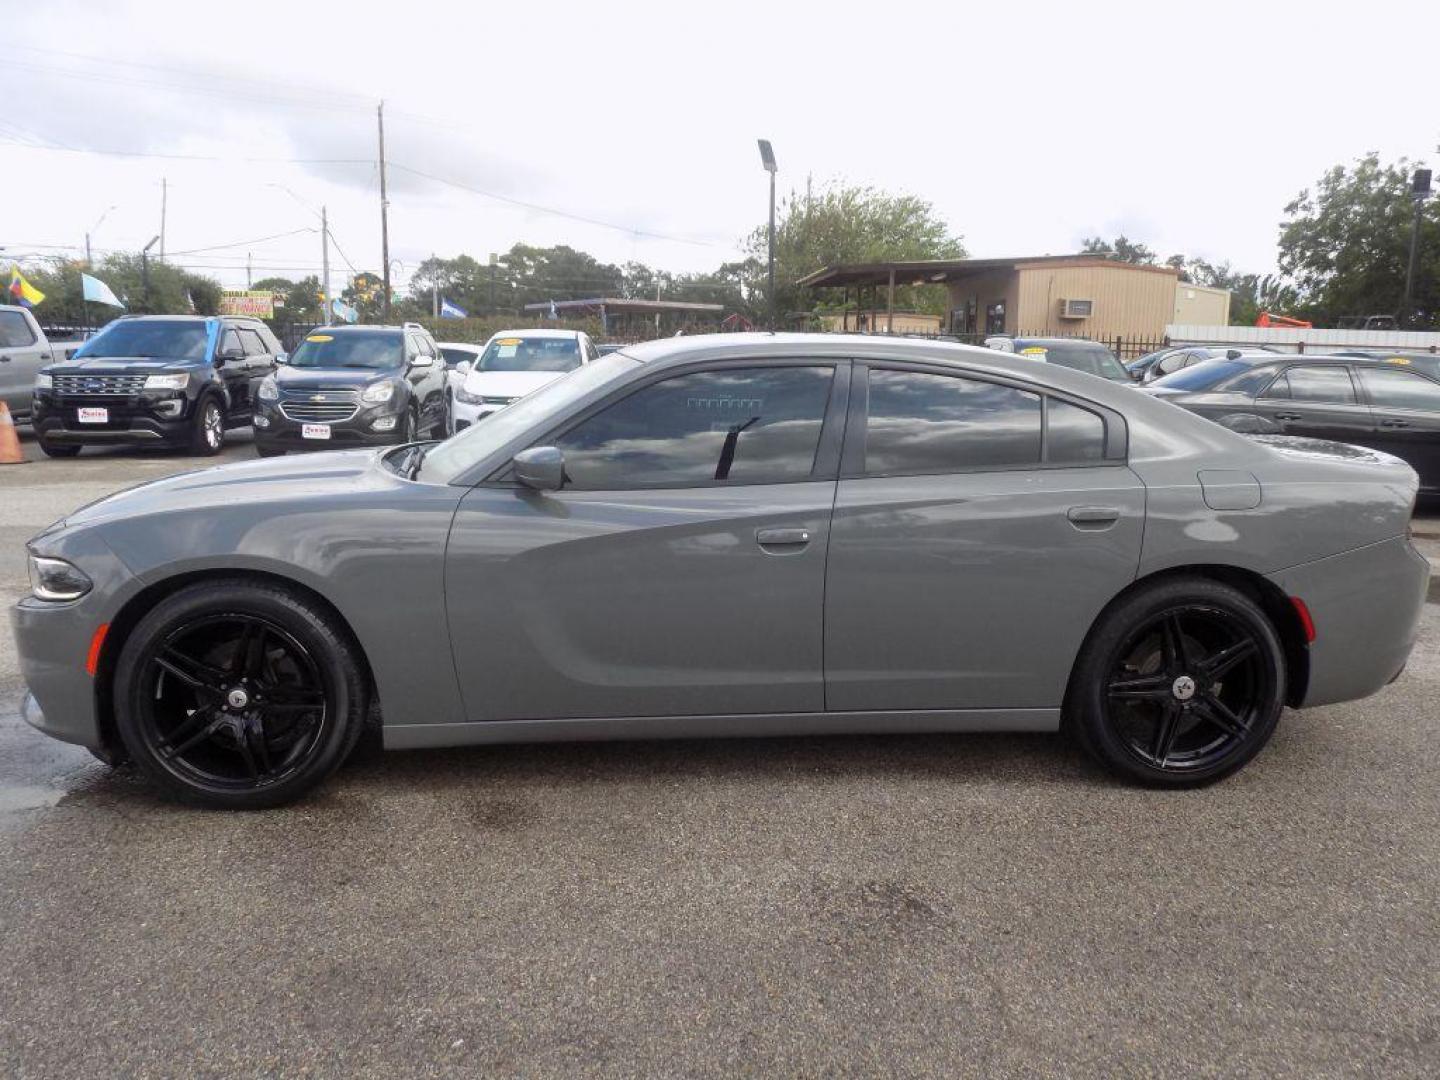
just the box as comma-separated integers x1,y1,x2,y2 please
1274,412,1302,421
1380,419,1410,428
755,527,811,549
1067,506,1121,528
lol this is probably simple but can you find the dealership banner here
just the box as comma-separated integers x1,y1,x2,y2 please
218,290,275,317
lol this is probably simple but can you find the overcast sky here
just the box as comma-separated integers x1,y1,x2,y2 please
3,0,1436,295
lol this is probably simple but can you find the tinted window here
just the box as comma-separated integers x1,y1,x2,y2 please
1047,399,1106,463
1276,366,1356,404
77,319,210,360
1357,368,1440,411
289,330,403,370
1033,343,1130,382
1216,365,1280,395
1153,359,1250,392
865,369,1041,474
555,366,833,489
0,309,36,347
440,347,476,367
480,335,582,373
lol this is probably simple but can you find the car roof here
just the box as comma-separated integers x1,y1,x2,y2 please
486,328,583,340
1006,336,1109,348
437,341,483,350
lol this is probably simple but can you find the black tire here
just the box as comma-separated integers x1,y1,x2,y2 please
189,396,225,456
37,439,81,458
112,580,367,809
401,406,418,444
256,444,286,458
444,391,454,436
1066,577,1286,787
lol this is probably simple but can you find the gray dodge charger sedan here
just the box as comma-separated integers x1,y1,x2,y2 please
13,334,1431,808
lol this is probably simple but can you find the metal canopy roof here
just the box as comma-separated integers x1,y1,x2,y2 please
797,255,1181,290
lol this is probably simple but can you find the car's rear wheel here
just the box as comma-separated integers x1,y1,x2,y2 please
113,580,367,809
1067,578,1285,786
189,397,225,456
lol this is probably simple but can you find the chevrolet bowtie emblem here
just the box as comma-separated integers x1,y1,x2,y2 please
311,394,326,401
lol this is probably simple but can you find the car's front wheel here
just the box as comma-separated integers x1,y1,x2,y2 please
189,397,225,456
37,438,81,458
112,580,367,808
1067,578,1286,786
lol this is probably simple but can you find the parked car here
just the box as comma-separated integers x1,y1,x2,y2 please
1,305,87,420
31,315,279,457
449,328,598,432
1147,353,1440,491
13,334,1428,808
1126,345,1277,383
252,323,448,455
984,335,1134,383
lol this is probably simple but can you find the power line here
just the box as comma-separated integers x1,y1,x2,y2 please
387,162,725,248
0,136,372,166
167,227,317,256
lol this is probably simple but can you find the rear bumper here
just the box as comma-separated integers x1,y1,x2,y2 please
1269,535,1430,707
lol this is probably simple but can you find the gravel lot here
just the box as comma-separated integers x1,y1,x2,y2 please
2,428,1438,1077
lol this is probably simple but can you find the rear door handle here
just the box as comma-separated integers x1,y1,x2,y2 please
1274,412,1302,421
755,527,811,548
1067,506,1121,528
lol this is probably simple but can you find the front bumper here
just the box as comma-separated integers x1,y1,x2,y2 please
1270,535,1431,708
11,596,106,750
254,399,405,450
450,396,513,431
32,391,194,446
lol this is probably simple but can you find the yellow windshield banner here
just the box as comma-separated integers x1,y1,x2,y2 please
306,334,334,343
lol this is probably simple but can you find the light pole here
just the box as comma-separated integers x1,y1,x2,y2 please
85,205,117,268
758,139,778,330
141,235,160,312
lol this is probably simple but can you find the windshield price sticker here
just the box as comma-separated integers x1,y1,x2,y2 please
306,335,334,343
1020,347,1048,358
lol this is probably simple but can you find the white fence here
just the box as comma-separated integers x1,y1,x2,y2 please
1166,324,1440,355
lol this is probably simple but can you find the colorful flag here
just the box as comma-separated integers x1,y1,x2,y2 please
7,265,45,308
439,297,467,319
81,272,126,308
331,298,359,324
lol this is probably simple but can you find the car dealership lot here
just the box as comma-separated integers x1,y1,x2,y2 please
2,432,1439,1076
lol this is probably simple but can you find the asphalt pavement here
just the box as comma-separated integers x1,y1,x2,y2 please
1,428,1438,1077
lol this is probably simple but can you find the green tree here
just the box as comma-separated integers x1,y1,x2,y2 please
748,181,966,320
1081,235,1158,265
15,253,220,325
1278,153,1439,327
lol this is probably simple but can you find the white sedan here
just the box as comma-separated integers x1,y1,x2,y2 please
448,329,599,433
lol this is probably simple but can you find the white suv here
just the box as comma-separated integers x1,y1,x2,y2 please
449,329,598,433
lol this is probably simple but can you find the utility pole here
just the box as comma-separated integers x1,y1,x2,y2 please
489,252,497,314
85,235,92,267
321,205,332,326
378,101,392,322
159,177,167,261
246,252,253,287
1404,168,1432,325
142,235,160,313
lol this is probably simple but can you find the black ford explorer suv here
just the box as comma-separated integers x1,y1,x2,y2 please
32,315,280,457
252,322,448,456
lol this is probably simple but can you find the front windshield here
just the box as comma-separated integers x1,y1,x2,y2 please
76,320,210,360
478,335,581,373
1040,344,1130,381
1150,359,1249,391
419,352,636,483
289,330,403,370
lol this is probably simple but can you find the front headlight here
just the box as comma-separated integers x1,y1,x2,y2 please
35,372,52,390
144,372,190,391
361,381,396,405
258,375,279,402
454,383,483,405
27,555,93,602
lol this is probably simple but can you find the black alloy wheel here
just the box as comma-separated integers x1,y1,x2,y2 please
1069,578,1286,786
114,581,366,808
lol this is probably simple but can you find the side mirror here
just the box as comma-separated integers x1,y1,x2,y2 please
410,354,434,368
274,352,288,365
454,360,472,376
220,346,245,362
513,446,565,492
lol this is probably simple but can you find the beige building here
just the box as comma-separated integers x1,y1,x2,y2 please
799,255,1231,345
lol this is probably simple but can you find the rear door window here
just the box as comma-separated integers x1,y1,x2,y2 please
864,369,1042,474
1357,368,1440,411
553,366,835,489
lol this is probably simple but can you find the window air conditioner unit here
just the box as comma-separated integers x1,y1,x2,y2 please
1059,298,1093,319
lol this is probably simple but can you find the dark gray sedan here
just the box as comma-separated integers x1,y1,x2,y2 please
13,335,1431,807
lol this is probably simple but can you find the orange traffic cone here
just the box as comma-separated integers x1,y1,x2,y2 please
0,401,25,465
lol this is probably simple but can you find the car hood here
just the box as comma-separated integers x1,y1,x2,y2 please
275,366,398,391
42,355,198,374
57,448,390,532
461,370,564,398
